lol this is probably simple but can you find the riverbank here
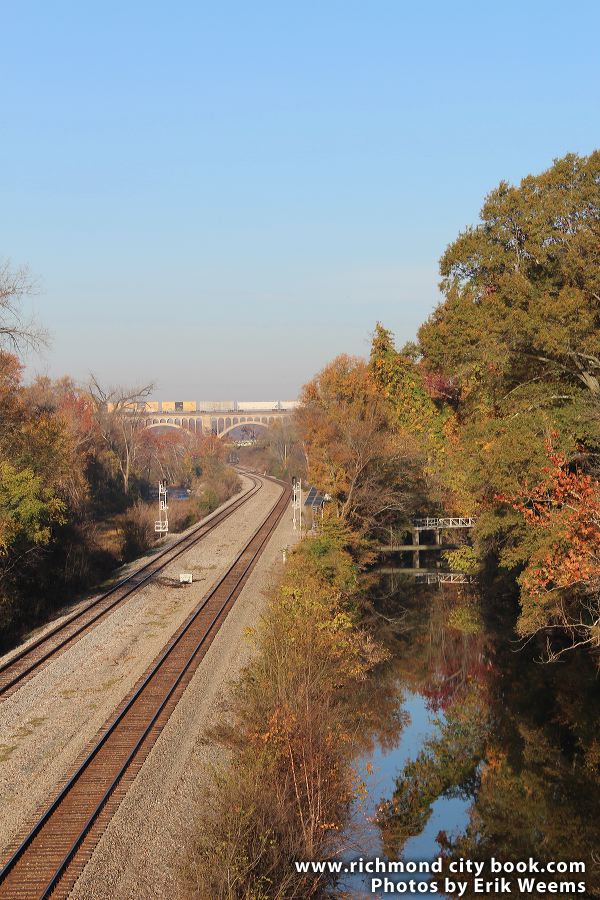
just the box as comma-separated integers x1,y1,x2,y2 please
184,551,600,900
184,522,400,900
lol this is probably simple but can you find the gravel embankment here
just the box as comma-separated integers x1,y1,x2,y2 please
68,493,299,899
0,475,287,858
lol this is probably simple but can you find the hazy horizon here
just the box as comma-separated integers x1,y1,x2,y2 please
3,2,599,397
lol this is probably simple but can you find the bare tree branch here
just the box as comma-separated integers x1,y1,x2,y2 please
0,260,48,354
88,376,155,494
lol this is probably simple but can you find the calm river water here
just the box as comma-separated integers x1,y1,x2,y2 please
338,574,600,899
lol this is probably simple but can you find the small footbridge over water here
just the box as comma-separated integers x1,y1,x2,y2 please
377,515,477,574
412,517,477,530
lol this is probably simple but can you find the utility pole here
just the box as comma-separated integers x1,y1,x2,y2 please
155,479,169,534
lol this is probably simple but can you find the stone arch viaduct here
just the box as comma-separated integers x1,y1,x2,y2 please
128,400,298,438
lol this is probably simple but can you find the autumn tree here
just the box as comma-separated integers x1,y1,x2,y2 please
137,428,211,486
0,359,94,643
369,323,465,512
370,323,454,456
414,152,600,510
296,355,424,531
0,365,82,535
503,445,600,656
88,377,155,495
260,419,303,477
23,376,98,514
401,152,600,652
0,352,25,435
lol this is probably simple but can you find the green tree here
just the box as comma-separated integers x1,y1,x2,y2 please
369,323,472,513
370,323,453,455
419,151,600,415
0,462,65,556
411,153,600,649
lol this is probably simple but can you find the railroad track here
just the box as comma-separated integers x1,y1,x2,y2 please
0,476,290,899
0,474,262,701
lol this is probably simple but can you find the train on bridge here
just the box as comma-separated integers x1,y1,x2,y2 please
114,399,299,439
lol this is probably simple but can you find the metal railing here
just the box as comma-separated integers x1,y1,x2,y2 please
415,572,477,584
412,517,477,529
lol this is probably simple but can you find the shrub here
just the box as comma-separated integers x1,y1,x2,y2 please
117,501,156,560
185,524,387,898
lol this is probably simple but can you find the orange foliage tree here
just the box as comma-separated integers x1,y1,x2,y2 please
296,354,424,532
504,444,600,656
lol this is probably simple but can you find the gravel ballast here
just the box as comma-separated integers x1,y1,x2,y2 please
0,476,287,859
68,491,299,899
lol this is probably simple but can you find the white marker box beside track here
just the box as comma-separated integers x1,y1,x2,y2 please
179,573,193,584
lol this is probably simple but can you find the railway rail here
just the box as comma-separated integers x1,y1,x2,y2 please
0,475,290,899
0,474,262,701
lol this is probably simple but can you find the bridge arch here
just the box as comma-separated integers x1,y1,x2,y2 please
144,421,184,432
133,409,293,438
218,420,270,440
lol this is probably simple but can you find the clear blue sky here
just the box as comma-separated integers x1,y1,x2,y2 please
1,1,598,399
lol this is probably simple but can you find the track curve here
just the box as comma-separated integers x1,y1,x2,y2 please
0,474,262,701
0,475,290,900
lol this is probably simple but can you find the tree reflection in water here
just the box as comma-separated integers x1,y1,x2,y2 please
361,575,600,899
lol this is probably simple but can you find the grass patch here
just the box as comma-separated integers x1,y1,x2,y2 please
12,725,34,739
0,744,17,763
99,677,122,691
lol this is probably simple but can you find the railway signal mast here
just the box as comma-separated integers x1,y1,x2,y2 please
155,479,169,534
292,476,302,531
